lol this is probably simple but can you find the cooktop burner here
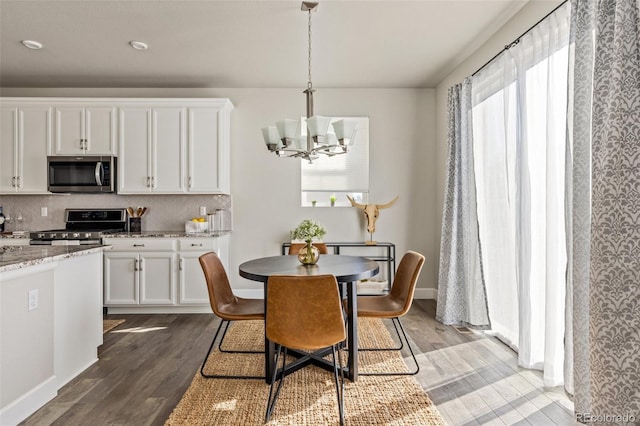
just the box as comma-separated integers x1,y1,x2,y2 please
30,208,127,242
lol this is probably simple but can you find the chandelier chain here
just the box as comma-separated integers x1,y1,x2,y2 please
307,8,312,89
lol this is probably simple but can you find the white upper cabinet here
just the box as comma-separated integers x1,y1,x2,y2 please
54,105,116,155
0,97,233,195
118,107,151,193
119,99,232,195
187,103,232,193
0,103,51,194
118,105,184,194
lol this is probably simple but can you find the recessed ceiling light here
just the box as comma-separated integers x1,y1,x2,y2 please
22,40,43,50
129,41,149,50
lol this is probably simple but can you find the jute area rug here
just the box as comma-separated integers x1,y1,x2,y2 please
166,318,445,425
102,319,125,334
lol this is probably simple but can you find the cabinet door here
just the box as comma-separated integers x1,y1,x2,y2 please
152,107,184,193
178,252,211,304
104,252,139,305
18,106,51,193
139,252,176,305
119,107,152,193
187,106,228,193
85,106,116,154
54,106,84,154
0,106,18,193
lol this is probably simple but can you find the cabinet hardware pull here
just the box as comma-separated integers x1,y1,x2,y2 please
12,176,16,187
179,258,183,270
188,176,192,188
191,243,203,247
134,259,139,271
17,176,22,188
151,176,156,188
133,244,145,247
147,176,151,187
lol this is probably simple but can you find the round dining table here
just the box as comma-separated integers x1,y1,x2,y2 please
239,254,380,383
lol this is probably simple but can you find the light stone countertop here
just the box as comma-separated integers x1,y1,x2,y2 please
105,231,231,238
0,232,30,240
0,245,108,273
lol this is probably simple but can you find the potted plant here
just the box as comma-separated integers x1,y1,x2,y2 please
290,219,327,265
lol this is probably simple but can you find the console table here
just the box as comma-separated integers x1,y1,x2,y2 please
282,242,396,291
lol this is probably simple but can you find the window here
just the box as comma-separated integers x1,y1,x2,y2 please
470,2,570,386
301,117,369,207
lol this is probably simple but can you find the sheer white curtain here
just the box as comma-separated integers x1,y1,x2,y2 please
471,2,570,386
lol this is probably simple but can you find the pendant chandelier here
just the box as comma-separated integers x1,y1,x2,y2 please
261,1,357,163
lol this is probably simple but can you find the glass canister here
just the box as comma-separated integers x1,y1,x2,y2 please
215,209,224,232
207,213,216,232
216,209,231,231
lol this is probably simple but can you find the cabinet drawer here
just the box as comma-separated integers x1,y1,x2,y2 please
178,238,216,251
103,238,176,251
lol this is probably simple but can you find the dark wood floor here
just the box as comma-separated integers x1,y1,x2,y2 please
21,300,575,425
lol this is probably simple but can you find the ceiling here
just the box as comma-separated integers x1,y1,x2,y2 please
0,0,532,89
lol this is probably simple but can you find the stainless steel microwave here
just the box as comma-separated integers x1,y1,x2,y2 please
47,156,116,193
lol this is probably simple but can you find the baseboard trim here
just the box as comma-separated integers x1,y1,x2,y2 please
0,375,57,426
414,288,437,300
106,306,212,314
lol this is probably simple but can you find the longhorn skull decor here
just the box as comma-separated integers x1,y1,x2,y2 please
346,195,399,245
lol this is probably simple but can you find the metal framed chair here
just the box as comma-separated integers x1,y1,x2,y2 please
356,250,425,376
265,274,346,425
287,242,329,255
198,251,265,379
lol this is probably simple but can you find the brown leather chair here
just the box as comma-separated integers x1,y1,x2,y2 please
356,250,425,376
265,274,346,425
287,242,329,255
199,251,265,379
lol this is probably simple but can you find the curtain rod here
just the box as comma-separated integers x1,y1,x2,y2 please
471,0,569,77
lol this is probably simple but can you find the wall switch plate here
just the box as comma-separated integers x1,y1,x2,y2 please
28,289,38,311
41,207,48,217
199,206,207,216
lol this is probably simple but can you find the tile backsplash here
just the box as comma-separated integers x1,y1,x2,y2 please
0,194,232,232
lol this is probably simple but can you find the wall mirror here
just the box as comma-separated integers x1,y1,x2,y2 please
300,117,369,207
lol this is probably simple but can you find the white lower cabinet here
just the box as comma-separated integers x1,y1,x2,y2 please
103,235,228,313
178,252,209,304
104,251,176,305
177,236,228,304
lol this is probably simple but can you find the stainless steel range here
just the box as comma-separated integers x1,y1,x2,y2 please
30,208,127,245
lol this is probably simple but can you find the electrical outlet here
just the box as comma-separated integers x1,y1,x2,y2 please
28,289,38,311
199,206,207,216
41,207,48,217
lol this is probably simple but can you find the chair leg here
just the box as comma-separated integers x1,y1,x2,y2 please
266,345,288,422
200,319,264,380
332,345,345,425
218,320,263,354
359,317,420,376
359,317,403,351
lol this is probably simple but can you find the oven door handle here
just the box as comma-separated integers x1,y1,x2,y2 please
95,162,103,186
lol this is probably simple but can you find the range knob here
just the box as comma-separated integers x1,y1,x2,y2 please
37,233,46,239
48,233,57,239
83,233,92,239
61,233,69,239
72,232,80,238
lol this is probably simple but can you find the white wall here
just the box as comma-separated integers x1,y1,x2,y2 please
0,87,438,296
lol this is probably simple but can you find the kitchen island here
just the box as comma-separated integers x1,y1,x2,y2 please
0,245,108,426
